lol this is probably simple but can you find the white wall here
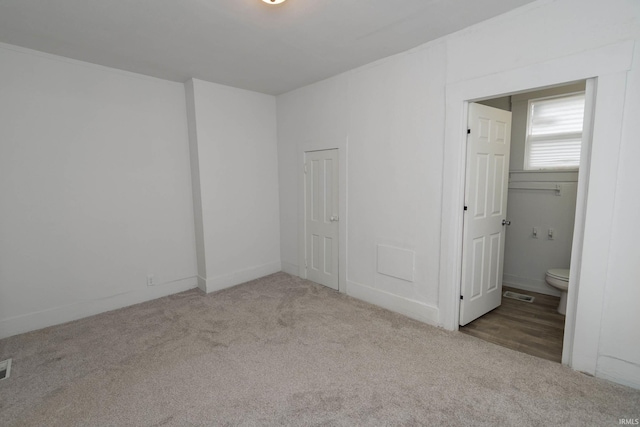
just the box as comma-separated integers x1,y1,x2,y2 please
277,0,640,388
278,44,446,325
0,44,198,339
597,40,640,389
502,84,584,296
344,45,446,323
277,75,349,276
186,79,281,292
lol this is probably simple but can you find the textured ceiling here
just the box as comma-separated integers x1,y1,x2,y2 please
0,0,535,95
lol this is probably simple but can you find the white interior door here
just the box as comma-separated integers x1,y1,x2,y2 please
460,103,512,326
305,149,339,290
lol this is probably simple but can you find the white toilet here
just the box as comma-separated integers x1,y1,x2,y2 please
545,268,570,315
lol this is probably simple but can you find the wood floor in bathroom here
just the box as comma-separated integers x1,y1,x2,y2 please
459,286,565,362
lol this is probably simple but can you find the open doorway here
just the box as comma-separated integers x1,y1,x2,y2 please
439,41,633,376
459,81,588,363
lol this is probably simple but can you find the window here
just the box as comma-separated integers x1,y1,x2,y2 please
524,92,585,170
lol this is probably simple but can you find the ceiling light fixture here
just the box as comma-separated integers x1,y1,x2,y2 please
262,0,286,4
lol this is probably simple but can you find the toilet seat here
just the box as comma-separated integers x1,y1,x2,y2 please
547,268,570,281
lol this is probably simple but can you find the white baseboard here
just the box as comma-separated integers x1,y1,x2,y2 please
346,280,440,327
196,275,207,292
0,277,198,340
503,274,561,297
596,355,640,390
203,260,281,293
281,261,298,276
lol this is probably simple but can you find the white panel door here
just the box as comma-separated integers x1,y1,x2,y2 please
305,149,339,290
460,103,512,326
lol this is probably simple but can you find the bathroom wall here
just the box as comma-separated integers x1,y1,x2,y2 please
502,82,585,296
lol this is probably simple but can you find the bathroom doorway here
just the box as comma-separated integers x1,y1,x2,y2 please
459,81,587,363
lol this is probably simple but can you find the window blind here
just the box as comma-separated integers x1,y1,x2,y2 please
525,93,585,170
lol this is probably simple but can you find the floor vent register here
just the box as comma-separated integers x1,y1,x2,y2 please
0,358,12,380
503,291,535,303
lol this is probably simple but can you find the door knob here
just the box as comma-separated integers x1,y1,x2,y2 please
330,216,339,222
502,219,511,226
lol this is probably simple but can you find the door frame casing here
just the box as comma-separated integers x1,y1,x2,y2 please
439,41,633,375
298,139,348,293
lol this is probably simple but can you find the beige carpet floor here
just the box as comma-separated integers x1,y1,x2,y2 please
0,272,638,426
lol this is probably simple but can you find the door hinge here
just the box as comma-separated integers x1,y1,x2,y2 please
460,295,464,300
467,128,471,135
463,205,468,211
304,163,308,174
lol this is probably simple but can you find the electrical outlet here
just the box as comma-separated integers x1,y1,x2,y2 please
147,274,155,286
